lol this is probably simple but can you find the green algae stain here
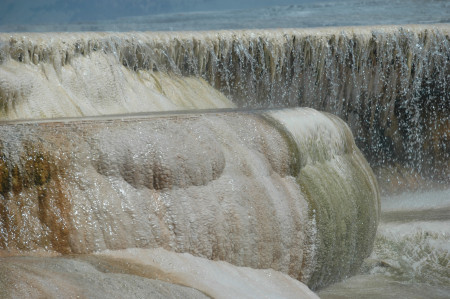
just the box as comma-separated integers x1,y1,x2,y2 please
296,156,379,290
263,110,380,290
260,114,302,176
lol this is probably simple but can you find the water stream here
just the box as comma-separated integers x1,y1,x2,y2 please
0,13,448,299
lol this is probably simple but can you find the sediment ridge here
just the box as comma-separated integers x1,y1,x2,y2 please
0,108,379,290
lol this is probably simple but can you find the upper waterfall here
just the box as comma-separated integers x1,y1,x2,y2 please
1,24,448,185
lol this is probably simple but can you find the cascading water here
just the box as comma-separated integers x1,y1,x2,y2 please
1,25,448,188
0,22,448,298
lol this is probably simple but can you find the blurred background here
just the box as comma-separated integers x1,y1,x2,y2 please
0,0,448,32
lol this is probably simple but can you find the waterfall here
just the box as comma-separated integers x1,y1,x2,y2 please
0,23,448,295
1,24,448,185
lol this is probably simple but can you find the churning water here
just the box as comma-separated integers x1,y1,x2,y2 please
319,188,450,298
0,1,449,298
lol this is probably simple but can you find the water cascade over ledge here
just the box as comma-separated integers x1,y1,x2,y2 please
1,24,447,296
0,24,448,189
0,108,379,290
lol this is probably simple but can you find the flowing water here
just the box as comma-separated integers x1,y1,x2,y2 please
319,188,450,298
0,2,449,298
1,25,448,182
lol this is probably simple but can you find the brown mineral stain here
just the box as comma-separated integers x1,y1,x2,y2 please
0,155,10,195
0,142,73,254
